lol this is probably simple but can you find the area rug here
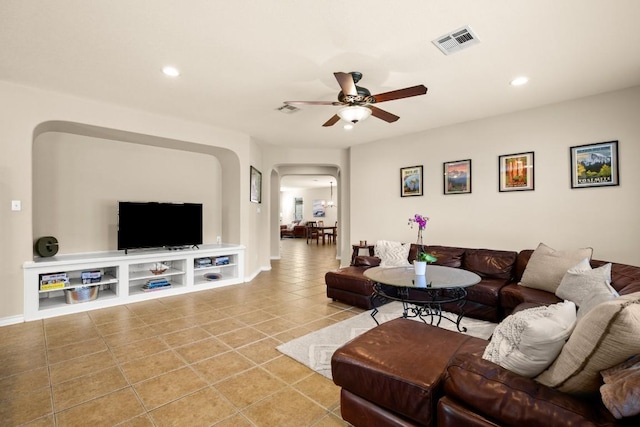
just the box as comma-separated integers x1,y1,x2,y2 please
276,302,497,379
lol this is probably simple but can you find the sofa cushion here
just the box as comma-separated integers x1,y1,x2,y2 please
483,301,576,377
463,249,517,280
535,292,640,394
421,245,466,268
332,318,483,426
445,351,619,426
599,354,640,419
499,283,562,313
519,243,593,293
556,258,616,306
374,240,410,267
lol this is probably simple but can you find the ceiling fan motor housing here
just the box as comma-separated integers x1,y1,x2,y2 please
338,86,373,104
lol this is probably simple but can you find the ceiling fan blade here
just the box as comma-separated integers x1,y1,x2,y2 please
369,105,400,123
371,85,427,103
284,100,342,106
334,72,357,96
322,114,341,127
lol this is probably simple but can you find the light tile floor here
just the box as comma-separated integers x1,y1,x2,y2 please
0,239,361,426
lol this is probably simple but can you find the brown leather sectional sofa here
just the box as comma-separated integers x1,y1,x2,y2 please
327,244,640,426
280,223,307,238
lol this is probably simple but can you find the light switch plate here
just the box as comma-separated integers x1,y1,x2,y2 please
11,200,21,211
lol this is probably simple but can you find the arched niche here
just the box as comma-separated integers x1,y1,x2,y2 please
31,121,241,254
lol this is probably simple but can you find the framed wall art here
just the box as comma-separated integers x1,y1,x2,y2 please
250,166,262,203
570,140,619,188
498,151,534,192
313,199,326,217
443,159,471,195
400,165,423,197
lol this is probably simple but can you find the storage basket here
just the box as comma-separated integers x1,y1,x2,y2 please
64,286,99,304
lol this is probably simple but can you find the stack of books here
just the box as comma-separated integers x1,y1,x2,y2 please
142,278,171,292
81,270,102,284
40,272,69,291
214,256,230,266
194,257,213,268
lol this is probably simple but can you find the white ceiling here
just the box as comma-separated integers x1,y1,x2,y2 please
2,1,640,149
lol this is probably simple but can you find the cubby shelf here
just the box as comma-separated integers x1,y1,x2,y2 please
23,244,245,321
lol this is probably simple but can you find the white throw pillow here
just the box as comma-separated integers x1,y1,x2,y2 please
374,240,410,267
535,293,640,394
519,243,593,293
482,301,577,377
556,258,616,307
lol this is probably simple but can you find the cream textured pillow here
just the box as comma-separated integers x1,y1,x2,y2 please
374,240,410,267
535,293,640,394
577,291,616,320
482,301,577,377
519,243,593,293
556,258,616,306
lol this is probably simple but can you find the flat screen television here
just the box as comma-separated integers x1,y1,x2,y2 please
117,202,203,252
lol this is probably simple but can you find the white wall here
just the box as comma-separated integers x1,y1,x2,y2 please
33,132,222,253
280,186,338,226
351,86,640,266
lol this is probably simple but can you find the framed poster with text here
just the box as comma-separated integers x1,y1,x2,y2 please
443,159,472,195
400,165,423,197
570,141,619,188
499,152,534,192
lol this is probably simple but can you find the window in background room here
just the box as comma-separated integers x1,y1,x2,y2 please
294,198,303,221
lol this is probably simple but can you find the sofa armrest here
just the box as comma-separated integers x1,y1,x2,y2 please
353,256,381,267
444,352,617,427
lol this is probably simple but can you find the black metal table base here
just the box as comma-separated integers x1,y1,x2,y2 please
370,283,468,332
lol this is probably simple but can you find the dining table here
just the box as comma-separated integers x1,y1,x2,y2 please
316,225,337,245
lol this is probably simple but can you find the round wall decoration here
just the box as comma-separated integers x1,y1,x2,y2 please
35,236,59,257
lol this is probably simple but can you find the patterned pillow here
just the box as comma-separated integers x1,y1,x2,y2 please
482,301,576,377
535,293,640,394
374,240,410,267
519,243,593,293
556,258,617,307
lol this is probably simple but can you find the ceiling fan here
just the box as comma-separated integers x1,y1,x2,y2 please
285,71,427,127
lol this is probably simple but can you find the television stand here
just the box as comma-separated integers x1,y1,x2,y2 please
23,244,245,321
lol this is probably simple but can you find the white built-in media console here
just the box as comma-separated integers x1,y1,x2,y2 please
23,244,245,321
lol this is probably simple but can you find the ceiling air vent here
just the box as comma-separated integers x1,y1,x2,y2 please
432,25,480,55
276,104,300,114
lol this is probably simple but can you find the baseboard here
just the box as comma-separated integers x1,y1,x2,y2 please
0,315,26,327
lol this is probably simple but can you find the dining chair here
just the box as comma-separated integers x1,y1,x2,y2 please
306,221,319,244
317,220,326,244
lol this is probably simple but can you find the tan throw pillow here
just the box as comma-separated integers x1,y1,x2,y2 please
556,258,616,306
519,243,593,293
535,293,640,394
482,301,577,377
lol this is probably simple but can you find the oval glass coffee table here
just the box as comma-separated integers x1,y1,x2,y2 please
364,265,481,331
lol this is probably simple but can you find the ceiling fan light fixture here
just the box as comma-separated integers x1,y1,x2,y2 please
338,106,372,124
343,123,354,130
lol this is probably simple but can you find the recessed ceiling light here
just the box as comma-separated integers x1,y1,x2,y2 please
162,66,180,77
343,123,354,130
510,76,529,86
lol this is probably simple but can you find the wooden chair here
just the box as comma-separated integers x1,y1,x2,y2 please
306,221,319,244
317,220,326,244
327,221,337,244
